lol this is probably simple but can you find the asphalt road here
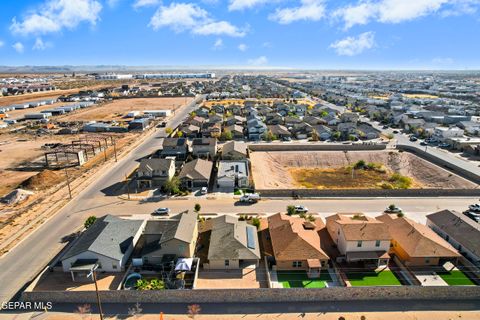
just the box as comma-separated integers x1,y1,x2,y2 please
0,96,201,303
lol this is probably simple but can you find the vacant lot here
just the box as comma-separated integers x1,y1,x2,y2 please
57,97,192,122
250,150,477,190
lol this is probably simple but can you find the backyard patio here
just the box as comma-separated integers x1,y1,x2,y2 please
275,271,334,288
343,269,402,287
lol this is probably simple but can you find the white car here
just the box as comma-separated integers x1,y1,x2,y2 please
294,205,308,213
200,187,208,195
152,208,170,216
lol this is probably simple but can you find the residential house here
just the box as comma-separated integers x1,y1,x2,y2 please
178,158,213,190
140,211,198,265
217,160,249,189
402,118,425,132
268,124,291,140
313,125,332,141
136,158,175,189
268,213,330,278
201,122,222,138
291,122,313,139
357,123,380,140
326,214,390,267
224,115,246,127
247,118,267,141
221,141,248,160
161,138,189,161
61,215,144,280
427,210,480,266
204,215,260,269
284,116,302,127
303,116,325,126
265,112,284,125
191,138,217,159
457,121,480,136
377,214,460,267
224,124,244,140
433,127,464,142
337,122,357,137
340,113,359,123
190,116,206,128
322,114,338,126
181,124,201,139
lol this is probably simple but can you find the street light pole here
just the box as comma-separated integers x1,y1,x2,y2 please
64,167,72,199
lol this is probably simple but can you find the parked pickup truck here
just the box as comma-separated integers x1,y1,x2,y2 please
239,193,261,203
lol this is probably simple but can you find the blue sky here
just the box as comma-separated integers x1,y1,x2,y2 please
0,0,480,69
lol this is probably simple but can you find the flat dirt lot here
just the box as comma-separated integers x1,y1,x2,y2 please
57,97,193,122
250,150,477,190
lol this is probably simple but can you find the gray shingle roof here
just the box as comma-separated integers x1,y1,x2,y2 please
62,215,143,262
208,215,260,261
178,159,213,180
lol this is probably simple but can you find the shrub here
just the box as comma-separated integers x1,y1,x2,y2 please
252,217,261,229
194,203,201,213
380,182,393,189
84,216,97,229
389,173,413,189
397,212,405,218
354,160,366,169
287,205,296,216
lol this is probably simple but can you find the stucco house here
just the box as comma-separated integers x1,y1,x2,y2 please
326,214,390,268
191,138,217,159
221,141,248,160
136,157,175,189
216,160,249,189
61,215,144,280
377,214,460,267
178,158,213,190
268,213,330,278
204,215,260,269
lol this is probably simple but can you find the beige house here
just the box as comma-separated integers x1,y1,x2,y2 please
268,213,329,278
221,141,248,160
141,211,198,265
326,213,390,268
204,215,260,269
377,213,460,267
136,157,175,189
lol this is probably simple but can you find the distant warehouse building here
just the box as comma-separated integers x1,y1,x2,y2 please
135,73,215,79
24,112,52,120
144,110,172,118
128,118,150,131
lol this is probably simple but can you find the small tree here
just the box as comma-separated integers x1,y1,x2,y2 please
220,129,233,141
332,131,341,141
176,131,184,138
252,217,261,229
388,204,397,211
165,127,173,135
84,216,96,229
287,205,296,216
164,177,181,195
194,203,201,213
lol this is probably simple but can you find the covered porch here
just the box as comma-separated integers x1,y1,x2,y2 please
346,251,390,269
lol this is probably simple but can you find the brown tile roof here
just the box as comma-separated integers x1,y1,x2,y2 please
268,213,329,261
326,213,390,241
377,214,460,258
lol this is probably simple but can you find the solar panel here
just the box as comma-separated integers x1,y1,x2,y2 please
246,226,256,249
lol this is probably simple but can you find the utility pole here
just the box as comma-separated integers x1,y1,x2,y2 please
125,174,131,200
88,264,104,320
103,144,107,162
64,167,72,199
113,139,117,162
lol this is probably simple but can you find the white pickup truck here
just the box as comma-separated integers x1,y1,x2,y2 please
239,193,261,203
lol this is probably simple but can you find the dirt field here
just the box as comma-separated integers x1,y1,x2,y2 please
250,150,477,190
57,97,193,122
4,101,79,120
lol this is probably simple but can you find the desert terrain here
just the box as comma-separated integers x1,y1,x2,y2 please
250,150,477,190
57,97,193,122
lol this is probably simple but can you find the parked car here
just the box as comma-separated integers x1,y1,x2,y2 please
463,211,480,223
200,187,208,195
392,130,399,134
409,136,418,142
282,136,292,142
438,143,450,149
240,193,261,203
469,204,480,212
385,205,402,214
294,205,308,213
420,141,428,146
382,125,389,129
158,121,167,128
152,207,170,216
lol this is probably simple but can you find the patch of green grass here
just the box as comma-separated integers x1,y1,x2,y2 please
345,270,402,286
233,188,242,195
277,271,332,288
437,270,476,286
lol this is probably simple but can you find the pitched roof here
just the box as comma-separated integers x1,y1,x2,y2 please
377,214,460,258
208,215,261,261
326,213,390,241
62,215,143,261
178,159,213,180
163,138,187,148
427,209,480,257
268,213,329,261
192,137,217,146
138,158,174,172
144,211,197,245
222,141,247,156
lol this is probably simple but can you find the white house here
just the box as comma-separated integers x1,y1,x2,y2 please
61,215,144,280
433,127,464,142
326,214,391,267
217,160,249,189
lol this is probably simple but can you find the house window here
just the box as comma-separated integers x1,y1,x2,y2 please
425,258,430,264
375,240,381,247
112,264,117,269
357,241,362,247
225,260,230,267
292,261,302,268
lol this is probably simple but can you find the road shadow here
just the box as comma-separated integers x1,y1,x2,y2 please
100,181,126,196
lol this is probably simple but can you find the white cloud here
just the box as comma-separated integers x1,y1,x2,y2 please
10,0,102,36
228,0,269,11
213,38,223,50
0,40,4,48
248,55,268,66
12,42,25,53
269,0,326,24
334,0,480,29
107,0,120,7
262,41,272,48
238,43,248,51
33,37,50,50
330,32,375,56
133,0,160,9
432,57,454,64
150,2,246,37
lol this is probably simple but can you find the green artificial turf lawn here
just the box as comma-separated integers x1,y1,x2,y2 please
437,270,476,286
345,270,402,286
277,271,332,288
